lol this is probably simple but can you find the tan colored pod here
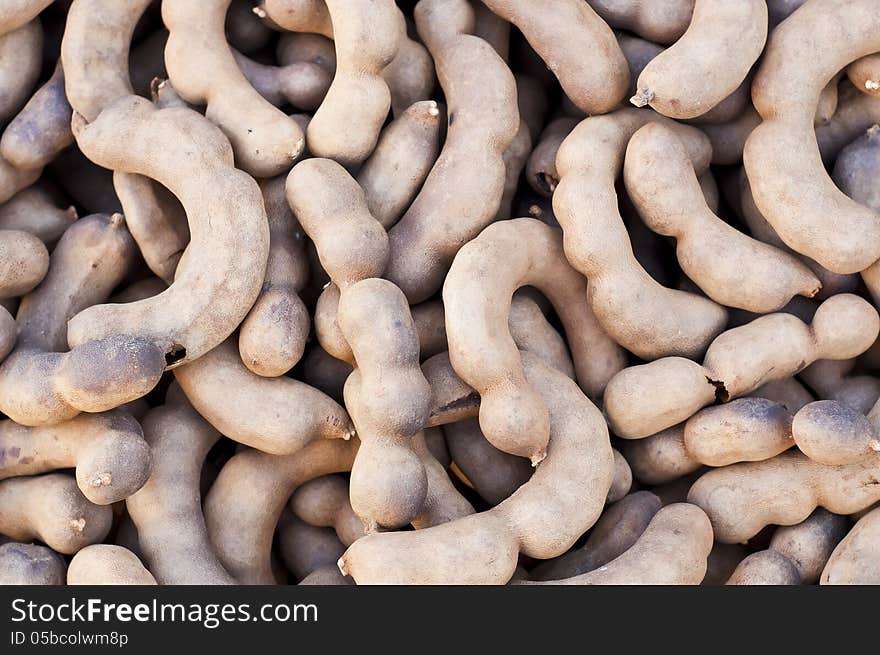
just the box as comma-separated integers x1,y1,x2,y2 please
239,176,309,377
631,0,766,120
0,410,150,505
689,76,752,126
848,53,880,98
0,213,165,426
443,418,531,506
822,506,880,584
232,48,332,111
0,542,66,585
162,0,303,177
0,156,39,206
0,473,112,554
69,96,269,369
530,491,662,581
339,355,614,584
356,100,444,230
745,0,880,274
385,0,518,303
126,395,236,585
727,509,848,585
206,438,359,584
0,18,41,123
290,475,367,547
607,449,632,504
174,338,352,455
410,429,474,530
792,400,880,465
554,108,727,360
259,0,331,36
605,294,880,439
688,450,880,544
622,426,700,486
518,504,713,585
0,186,76,244
624,122,819,312
816,83,880,164
0,229,48,298
0,1,51,37
588,0,694,45
481,0,628,115
1,62,72,172
305,0,397,166
800,359,880,415
698,105,761,166
526,117,577,197
68,545,156,585
445,219,625,461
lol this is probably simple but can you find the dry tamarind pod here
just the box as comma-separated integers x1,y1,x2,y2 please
290,475,366,547
0,186,76,244
0,542,66,585
530,491,663,581
518,504,713,585
791,400,880,466
554,108,728,360
0,18,42,123
69,96,269,369
0,473,112,554
67,545,157,585
0,229,48,298
238,176,309,377
162,0,304,177
727,509,848,585
0,410,150,504
481,0,628,115
444,219,625,461
206,439,359,584
304,0,397,167
339,354,614,584
744,0,880,274
847,54,880,98
356,100,443,230
385,0,518,304
125,394,236,585
175,338,352,455
624,122,820,312
822,506,880,584
0,214,165,426
526,117,577,197
0,157,40,206
631,0,766,120
688,450,880,544
605,294,879,439
607,449,632,504
232,48,332,111
698,105,761,165
800,359,880,415
1,62,73,172
0,1,51,37
587,0,694,45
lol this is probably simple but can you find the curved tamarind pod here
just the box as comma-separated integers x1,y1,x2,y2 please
481,0,628,115
605,294,880,439
0,229,48,298
232,47,332,111
587,0,694,45
126,395,236,585
69,96,268,368
518,504,713,585
848,53,880,98
792,400,880,465
338,354,614,584
162,0,304,177
0,410,150,505
744,0,880,274
0,213,165,426
554,108,727,360
445,218,625,461
290,475,366,547
0,473,112,554
1,62,72,172
357,100,443,231
0,542,66,585
631,0,766,120
822,505,880,584
384,0,518,303
0,186,76,244
727,509,848,585
688,450,880,544
0,18,42,123
67,545,156,585
205,438,359,584
530,491,662,581
238,176,309,377
800,359,880,415
624,122,820,312
174,338,352,455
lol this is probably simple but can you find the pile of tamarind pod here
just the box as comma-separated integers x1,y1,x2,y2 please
4,0,880,588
